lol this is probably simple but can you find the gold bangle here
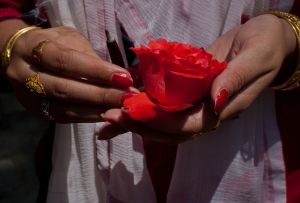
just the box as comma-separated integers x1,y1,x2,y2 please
1,26,39,69
264,11,300,91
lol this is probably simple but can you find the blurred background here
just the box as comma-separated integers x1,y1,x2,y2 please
0,78,49,203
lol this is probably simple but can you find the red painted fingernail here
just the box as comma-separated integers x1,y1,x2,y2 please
112,73,133,88
214,88,229,114
121,92,137,103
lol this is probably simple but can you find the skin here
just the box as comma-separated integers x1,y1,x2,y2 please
0,19,133,123
100,14,297,143
0,15,297,143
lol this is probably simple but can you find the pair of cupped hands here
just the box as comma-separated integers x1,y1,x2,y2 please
4,14,296,143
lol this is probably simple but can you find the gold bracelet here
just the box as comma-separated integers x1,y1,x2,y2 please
264,11,300,91
1,26,39,69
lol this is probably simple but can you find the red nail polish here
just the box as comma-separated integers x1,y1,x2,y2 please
121,92,137,103
214,88,229,114
112,73,133,88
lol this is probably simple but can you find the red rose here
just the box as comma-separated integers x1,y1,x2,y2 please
123,38,226,121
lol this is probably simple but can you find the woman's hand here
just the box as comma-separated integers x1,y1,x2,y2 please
99,14,297,143
1,20,133,122
209,14,297,120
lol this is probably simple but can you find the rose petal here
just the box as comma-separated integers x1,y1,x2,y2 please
158,103,193,112
128,39,227,115
123,92,157,121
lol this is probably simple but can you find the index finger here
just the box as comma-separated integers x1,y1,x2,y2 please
42,41,132,88
18,29,133,88
102,103,218,135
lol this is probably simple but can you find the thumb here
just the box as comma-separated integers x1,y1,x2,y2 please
210,44,276,117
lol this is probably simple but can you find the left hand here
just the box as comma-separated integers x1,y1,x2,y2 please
98,14,297,144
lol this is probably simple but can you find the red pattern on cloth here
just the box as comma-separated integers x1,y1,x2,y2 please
0,0,21,18
0,0,35,20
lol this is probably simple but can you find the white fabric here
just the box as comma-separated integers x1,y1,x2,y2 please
42,0,294,202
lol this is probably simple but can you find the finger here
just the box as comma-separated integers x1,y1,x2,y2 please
15,88,107,122
40,41,132,88
39,71,125,106
210,42,282,114
141,103,218,134
206,25,240,61
103,102,218,135
51,41,131,84
18,29,133,88
218,71,276,120
18,66,126,106
98,111,191,144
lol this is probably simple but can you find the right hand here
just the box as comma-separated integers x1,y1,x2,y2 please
3,25,133,122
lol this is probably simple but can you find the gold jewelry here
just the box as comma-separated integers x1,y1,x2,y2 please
25,73,46,96
1,26,39,69
264,11,300,91
32,40,48,63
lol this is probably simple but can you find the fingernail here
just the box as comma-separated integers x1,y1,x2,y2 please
214,88,229,114
112,73,133,88
121,92,137,103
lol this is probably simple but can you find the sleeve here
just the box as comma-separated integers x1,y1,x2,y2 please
290,0,300,16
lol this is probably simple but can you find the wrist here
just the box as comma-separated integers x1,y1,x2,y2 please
272,18,299,87
0,19,29,52
0,20,32,92
280,18,297,58
263,11,300,91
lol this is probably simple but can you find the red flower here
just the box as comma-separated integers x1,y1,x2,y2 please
123,38,227,121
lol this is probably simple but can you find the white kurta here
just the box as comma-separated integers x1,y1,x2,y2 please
42,0,294,202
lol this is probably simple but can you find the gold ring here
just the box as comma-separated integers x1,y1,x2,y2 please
25,73,46,96
32,40,48,63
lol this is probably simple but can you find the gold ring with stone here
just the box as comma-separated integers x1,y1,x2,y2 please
32,40,48,63
25,73,46,97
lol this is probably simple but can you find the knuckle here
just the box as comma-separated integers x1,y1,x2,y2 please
229,71,246,91
19,30,47,49
53,46,75,73
100,89,122,106
98,89,111,105
51,80,70,100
